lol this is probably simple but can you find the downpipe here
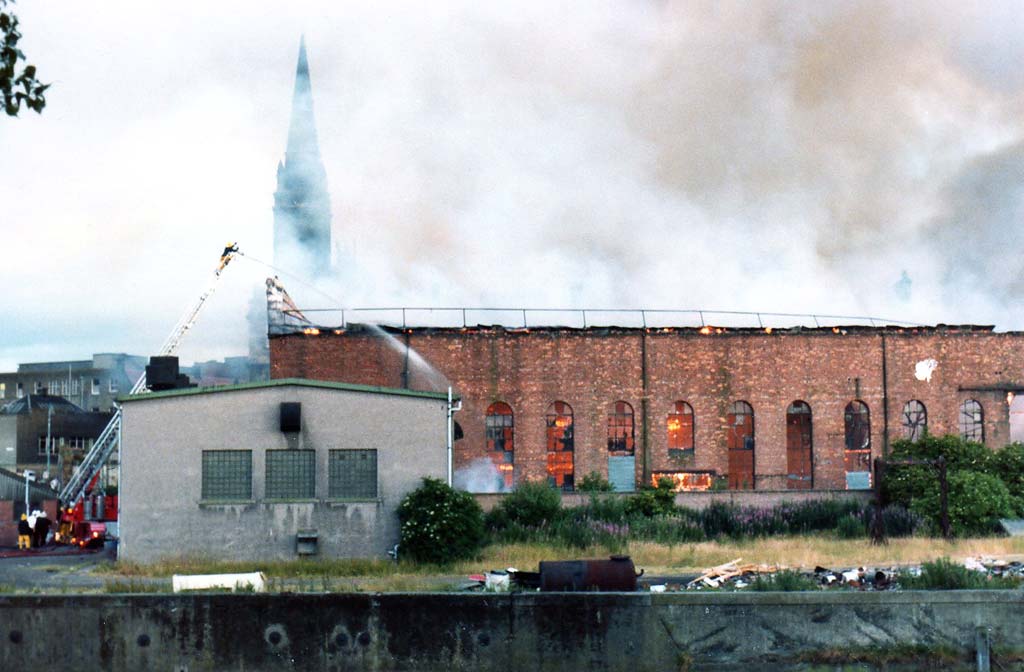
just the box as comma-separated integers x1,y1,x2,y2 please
446,386,462,486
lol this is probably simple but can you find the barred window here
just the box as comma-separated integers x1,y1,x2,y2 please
266,450,315,499
329,449,377,499
901,400,927,442
959,399,984,442
667,401,694,455
607,401,635,454
202,450,252,500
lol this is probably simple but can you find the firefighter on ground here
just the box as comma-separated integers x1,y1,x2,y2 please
17,514,31,550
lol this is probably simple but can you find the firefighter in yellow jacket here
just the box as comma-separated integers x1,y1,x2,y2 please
17,514,31,549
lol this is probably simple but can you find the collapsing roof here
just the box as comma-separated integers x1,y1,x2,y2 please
263,278,1004,338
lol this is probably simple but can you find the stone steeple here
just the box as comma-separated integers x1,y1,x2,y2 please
273,36,332,275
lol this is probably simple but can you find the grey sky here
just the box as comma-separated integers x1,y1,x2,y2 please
2,1,1023,371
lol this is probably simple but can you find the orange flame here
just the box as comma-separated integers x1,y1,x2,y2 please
652,472,713,492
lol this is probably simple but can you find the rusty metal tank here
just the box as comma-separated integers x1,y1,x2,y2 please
538,555,639,591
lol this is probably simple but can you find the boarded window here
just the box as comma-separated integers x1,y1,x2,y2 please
727,401,755,490
667,401,694,457
266,449,315,499
901,400,927,442
202,450,252,500
329,449,377,499
844,401,871,489
607,401,635,455
959,399,984,442
786,401,813,490
546,401,574,491
485,402,515,490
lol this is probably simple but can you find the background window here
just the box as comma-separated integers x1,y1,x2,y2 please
266,450,315,499
607,401,635,454
329,449,377,499
202,450,252,500
844,400,872,489
901,400,927,442
959,399,984,442
727,401,755,490
545,401,574,491
485,402,515,490
667,401,694,455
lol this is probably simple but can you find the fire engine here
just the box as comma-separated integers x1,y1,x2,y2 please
55,244,240,547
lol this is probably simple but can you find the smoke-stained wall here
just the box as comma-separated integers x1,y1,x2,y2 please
271,326,1024,490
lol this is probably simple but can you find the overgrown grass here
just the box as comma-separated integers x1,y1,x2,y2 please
798,642,963,666
899,557,1023,590
92,536,1024,591
103,579,171,594
107,557,419,578
748,569,818,592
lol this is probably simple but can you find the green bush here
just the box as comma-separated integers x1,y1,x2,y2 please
625,478,677,517
835,513,865,539
910,471,1013,536
995,443,1024,500
397,478,485,564
485,480,562,531
899,557,1021,590
577,471,614,493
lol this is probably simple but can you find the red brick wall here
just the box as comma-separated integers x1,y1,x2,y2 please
0,500,13,547
270,327,1024,490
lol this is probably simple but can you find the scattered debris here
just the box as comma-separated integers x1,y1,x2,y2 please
685,558,781,589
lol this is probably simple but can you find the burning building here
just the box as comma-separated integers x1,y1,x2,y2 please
268,306,1024,493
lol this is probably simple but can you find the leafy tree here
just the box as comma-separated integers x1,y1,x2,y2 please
1,0,48,116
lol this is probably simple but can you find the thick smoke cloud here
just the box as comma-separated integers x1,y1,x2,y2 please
2,1,1023,369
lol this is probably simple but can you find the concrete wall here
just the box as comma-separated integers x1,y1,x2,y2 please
119,384,448,563
270,326,1024,490
2,591,1022,671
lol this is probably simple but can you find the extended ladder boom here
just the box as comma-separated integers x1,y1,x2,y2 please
58,245,239,507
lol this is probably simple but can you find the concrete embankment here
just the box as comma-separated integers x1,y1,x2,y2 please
2,590,1021,670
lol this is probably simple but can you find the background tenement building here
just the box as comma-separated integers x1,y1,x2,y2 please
269,323,1024,492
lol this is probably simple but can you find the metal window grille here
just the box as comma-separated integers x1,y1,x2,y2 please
901,400,927,442
959,399,984,442
607,401,635,453
202,450,252,500
667,401,694,452
266,450,315,499
329,449,377,499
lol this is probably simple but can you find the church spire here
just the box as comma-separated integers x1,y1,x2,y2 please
274,36,332,275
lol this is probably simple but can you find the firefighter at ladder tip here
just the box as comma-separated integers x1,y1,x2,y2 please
217,242,239,275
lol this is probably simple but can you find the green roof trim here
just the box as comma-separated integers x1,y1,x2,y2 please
118,378,454,403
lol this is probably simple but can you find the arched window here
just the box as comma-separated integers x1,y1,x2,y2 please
901,400,927,442
546,401,574,491
485,402,514,490
786,401,813,490
667,401,694,457
727,401,755,490
607,401,635,454
959,399,984,442
844,401,871,489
